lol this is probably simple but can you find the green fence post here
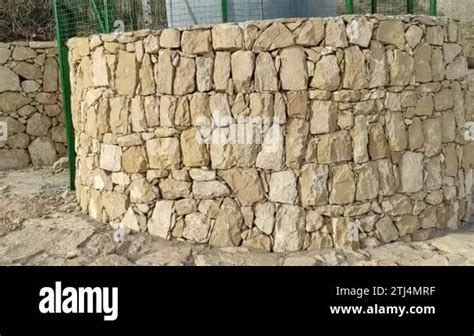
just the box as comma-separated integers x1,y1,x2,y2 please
344,0,354,14
103,0,113,33
430,0,437,16
406,0,414,14
53,0,76,190
371,0,377,14
221,0,228,23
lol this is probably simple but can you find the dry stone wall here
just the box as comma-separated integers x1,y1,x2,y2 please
0,41,65,170
69,15,472,252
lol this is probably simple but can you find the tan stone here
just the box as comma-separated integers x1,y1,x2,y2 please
190,93,211,126
426,26,444,46
343,46,368,89
143,34,159,53
128,178,157,203
12,46,36,61
92,47,109,87
254,202,275,235
109,97,129,134
332,217,359,249
405,25,423,49
299,164,329,207
212,24,244,50
386,111,407,152
253,22,295,51
408,117,424,151
159,95,177,127
427,53,443,85
269,170,298,204
130,97,147,132
376,20,405,49
325,18,348,48
148,201,175,239
355,162,379,201
28,137,58,167
415,96,434,116
182,212,212,243
159,179,191,200
311,55,340,91
196,56,213,92
255,52,278,92
26,113,51,136
346,16,373,48
419,206,438,229
256,125,284,171
193,181,230,199
155,50,174,94
102,192,128,221
160,29,180,48
310,100,337,135
297,19,325,46
0,149,30,170
376,216,399,243
273,205,306,253
181,30,212,55
99,144,122,172
425,156,442,191
399,151,424,193
146,138,181,169
414,43,433,83
231,50,255,93
220,168,265,206
422,118,442,157
352,115,369,163
389,50,414,86
446,56,467,80
280,47,308,90
330,164,355,205
366,40,389,88
12,62,42,79
377,159,397,197
287,91,308,119
443,43,462,64
286,118,309,169
214,52,231,91
122,146,148,173
116,51,137,95
434,89,453,111
368,123,390,160
243,229,272,251
209,198,243,247
174,57,196,95
317,130,353,164
140,54,156,95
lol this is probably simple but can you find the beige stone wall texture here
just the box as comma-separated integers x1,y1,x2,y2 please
438,0,474,60
0,41,66,170
69,15,472,252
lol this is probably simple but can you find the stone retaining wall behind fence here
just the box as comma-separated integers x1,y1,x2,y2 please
0,41,66,170
69,15,473,252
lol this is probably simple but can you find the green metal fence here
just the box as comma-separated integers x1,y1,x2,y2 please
343,0,437,15
53,0,166,189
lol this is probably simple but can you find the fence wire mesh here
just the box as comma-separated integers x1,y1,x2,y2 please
350,0,432,15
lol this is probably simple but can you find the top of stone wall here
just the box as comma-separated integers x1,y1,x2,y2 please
68,14,457,46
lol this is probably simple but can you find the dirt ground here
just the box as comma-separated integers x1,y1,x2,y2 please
0,167,473,266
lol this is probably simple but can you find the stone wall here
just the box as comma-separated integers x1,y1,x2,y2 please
69,15,472,252
0,41,66,170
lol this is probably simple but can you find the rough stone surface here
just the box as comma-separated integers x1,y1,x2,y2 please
65,16,471,252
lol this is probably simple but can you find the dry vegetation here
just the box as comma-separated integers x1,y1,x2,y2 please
0,0,56,42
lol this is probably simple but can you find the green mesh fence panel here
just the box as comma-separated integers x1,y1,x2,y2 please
347,0,434,15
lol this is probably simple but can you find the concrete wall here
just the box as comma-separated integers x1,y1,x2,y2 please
0,41,66,170
69,15,472,252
